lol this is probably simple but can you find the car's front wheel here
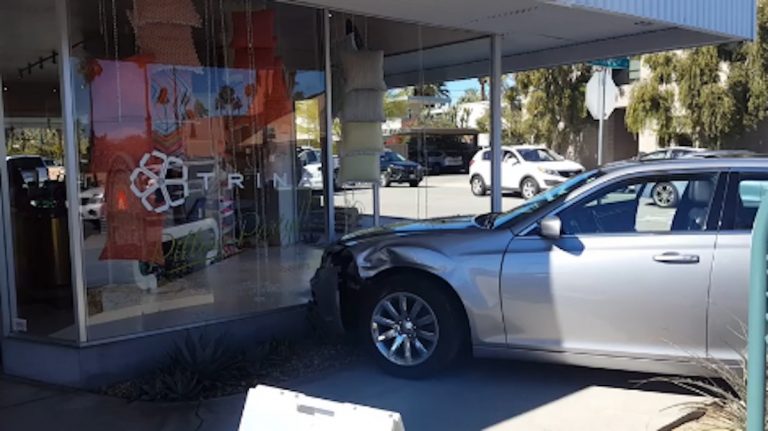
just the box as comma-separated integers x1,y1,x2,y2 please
364,274,466,378
520,177,540,200
380,172,391,187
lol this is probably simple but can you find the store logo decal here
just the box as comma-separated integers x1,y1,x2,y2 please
130,151,189,213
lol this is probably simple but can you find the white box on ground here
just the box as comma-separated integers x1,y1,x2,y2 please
238,385,406,431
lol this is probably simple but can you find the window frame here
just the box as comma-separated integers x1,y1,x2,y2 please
522,170,727,237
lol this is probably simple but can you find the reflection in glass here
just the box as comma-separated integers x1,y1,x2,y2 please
69,0,327,339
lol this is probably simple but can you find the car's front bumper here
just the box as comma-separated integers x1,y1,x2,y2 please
309,252,345,334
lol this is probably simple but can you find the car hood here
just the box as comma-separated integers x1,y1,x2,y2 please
533,160,584,171
340,215,478,243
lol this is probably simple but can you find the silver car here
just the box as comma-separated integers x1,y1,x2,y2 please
312,158,766,377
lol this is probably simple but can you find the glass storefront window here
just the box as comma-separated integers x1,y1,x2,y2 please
68,0,328,339
330,14,489,230
1,0,75,340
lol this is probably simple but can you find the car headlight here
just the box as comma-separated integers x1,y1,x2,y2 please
537,167,560,176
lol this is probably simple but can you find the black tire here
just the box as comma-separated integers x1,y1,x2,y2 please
470,175,487,196
651,182,678,208
520,177,540,200
380,171,391,187
362,273,467,378
409,180,420,188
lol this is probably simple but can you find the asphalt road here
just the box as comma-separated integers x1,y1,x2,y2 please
335,174,525,220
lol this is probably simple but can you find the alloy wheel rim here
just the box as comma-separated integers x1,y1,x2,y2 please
371,292,439,366
472,178,483,194
654,184,675,206
522,180,536,199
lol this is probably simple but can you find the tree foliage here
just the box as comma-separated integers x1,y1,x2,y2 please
626,0,768,149
516,64,592,153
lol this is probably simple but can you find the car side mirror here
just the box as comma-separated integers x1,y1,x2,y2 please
539,215,562,240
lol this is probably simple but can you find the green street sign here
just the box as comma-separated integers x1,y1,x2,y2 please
589,57,630,69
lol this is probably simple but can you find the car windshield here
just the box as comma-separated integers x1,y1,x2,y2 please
489,169,603,228
517,148,562,162
382,151,406,162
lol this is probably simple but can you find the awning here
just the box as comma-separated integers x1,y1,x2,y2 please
299,0,756,86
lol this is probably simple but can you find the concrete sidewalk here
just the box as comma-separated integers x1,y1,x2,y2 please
0,359,702,431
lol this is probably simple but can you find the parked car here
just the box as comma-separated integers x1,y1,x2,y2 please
7,155,49,186
469,145,584,199
636,146,703,161
312,157,765,378
80,187,104,222
412,150,466,175
379,150,424,187
297,147,339,190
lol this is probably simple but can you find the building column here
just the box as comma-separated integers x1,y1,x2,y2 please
56,0,88,343
490,34,503,213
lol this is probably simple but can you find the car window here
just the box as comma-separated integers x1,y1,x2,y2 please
670,149,693,158
517,148,559,162
721,174,768,231
558,173,718,235
640,150,668,161
481,150,512,161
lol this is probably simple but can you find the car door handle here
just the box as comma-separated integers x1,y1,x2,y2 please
653,252,700,264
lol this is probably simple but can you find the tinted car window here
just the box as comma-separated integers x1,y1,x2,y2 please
558,173,719,235
721,173,768,231
518,148,558,162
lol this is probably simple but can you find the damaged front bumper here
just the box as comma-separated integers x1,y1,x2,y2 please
310,248,346,334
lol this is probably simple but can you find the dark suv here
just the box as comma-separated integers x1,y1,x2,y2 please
379,150,424,187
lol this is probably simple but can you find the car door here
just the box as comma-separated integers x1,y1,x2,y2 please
501,170,724,359
501,150,522,190
708,171,768,363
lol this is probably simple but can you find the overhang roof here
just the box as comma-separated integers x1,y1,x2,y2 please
301,0,756,86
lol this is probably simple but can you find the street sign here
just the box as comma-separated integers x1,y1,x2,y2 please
589,57,630,69
586,72,618,121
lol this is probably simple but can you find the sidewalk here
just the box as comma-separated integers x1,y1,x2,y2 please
1,359,703,431
0,376,246,431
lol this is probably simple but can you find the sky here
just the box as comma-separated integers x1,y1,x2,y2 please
445,76,516,102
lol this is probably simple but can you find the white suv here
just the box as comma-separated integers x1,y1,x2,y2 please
469,145,584,199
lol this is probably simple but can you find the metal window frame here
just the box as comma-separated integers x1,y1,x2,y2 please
56,0,88,344
0,74,16,339
490,34,503,213
322,8,336,241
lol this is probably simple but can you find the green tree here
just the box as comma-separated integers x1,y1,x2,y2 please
457,88,482,104
384,89,408,119
625,52,679,146
676,46,733,148
626,0,768,149
410,82,449,98
516,64,592,153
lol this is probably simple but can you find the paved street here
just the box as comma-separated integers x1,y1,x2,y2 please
336,174,525,220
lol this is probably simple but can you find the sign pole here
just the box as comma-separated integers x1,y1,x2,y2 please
597,68,606,166
747,191,768,431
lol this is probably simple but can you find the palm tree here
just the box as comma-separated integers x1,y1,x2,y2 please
478,77,489,101
411,82,449,98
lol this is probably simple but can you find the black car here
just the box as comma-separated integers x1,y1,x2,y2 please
379,150,424,187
